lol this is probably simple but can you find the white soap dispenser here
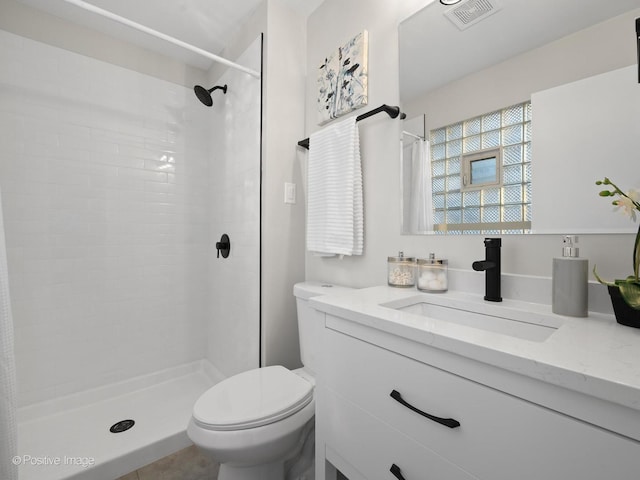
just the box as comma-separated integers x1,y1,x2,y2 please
552,235,588,317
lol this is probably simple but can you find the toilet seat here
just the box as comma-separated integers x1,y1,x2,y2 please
193,366,313,431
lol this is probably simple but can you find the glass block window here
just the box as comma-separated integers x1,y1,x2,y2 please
429,101,531,234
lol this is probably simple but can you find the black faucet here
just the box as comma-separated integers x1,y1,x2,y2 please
472,238,502,302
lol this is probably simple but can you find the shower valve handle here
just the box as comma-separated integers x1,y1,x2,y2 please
216,234,230,259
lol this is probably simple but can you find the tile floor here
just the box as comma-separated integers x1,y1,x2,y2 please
116,445,349,480
116,445,219,480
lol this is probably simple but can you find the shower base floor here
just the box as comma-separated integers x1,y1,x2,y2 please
17,361,221,480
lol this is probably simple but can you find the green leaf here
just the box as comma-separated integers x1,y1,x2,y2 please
618,282,640,310
592,265,615,286
634,224,640,281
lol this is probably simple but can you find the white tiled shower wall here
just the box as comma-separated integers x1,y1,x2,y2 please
0,29,211,406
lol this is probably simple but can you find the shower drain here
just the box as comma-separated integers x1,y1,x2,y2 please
109,419,135,433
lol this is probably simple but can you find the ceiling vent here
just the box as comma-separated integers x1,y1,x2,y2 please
444,0,502,30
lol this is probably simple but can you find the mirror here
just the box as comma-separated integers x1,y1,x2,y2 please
399,0,640,234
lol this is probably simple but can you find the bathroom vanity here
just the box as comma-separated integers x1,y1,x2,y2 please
310,286,640,480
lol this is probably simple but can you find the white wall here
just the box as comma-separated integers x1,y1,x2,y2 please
305,0,633,293
260,0,307,369
207,38,262,378
0,29,210,406
304,0,430,288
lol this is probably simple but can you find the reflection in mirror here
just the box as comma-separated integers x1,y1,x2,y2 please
399,0,640,235
402,101,533,235
401,115,432,234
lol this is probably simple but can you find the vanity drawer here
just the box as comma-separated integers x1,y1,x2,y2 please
320,385,478,480
322,327,640,480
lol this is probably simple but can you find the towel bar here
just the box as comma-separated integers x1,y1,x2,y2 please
297,104,406,149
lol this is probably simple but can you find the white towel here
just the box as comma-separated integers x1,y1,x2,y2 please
307,116,363,256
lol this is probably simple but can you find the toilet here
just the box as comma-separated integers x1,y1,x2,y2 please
187,282,351,480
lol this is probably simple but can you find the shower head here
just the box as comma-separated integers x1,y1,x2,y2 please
194,84,227,107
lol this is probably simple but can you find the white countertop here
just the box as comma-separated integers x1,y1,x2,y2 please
310,286,640,413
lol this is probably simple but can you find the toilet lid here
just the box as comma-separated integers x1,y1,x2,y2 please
193,366,313,431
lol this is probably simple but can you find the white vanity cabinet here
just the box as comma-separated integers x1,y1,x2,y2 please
319,388,478,480
316,315,640,480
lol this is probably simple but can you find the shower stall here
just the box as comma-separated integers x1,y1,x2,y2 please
0,11,262,480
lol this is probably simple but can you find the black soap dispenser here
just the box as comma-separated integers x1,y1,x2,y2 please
552,235,588,317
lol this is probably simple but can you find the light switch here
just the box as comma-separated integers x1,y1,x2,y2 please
284,182,296,204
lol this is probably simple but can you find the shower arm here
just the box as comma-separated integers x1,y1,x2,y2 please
60,0,261,79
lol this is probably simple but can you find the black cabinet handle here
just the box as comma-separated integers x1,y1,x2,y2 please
390,390,460,429
390,463,406,480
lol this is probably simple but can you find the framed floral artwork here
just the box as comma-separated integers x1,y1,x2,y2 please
317,30,369,125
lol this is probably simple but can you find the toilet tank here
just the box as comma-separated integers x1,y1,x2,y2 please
293,282,353,375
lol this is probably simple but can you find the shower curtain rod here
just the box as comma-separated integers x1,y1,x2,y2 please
402,130,424,141
60,0,261,79
297,104,406,149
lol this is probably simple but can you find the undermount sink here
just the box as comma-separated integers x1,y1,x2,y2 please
381,295,564,342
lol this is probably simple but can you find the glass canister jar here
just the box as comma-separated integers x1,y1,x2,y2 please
417,253,448,293
387,252,416,287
